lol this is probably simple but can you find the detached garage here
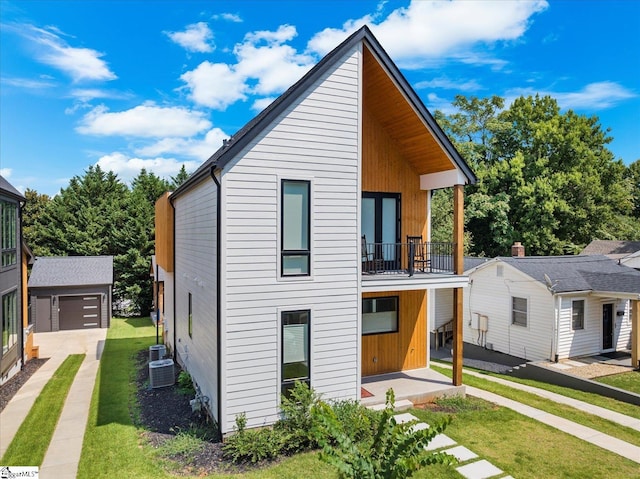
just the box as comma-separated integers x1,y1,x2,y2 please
29,256,113,332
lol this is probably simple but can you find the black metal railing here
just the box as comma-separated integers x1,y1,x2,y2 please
361,241,455,276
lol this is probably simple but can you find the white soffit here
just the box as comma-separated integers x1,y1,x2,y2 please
420,169,468,190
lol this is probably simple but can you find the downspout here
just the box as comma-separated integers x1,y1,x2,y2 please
19,199,25,370
168,196,177,360
553,294,561,362
209,167,222,437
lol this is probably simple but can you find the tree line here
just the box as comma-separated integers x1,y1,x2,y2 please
23,165,190,316
22,94,639,315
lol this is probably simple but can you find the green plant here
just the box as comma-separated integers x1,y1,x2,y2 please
222,413,284,464
176,370,196,395
275,380,323,453
157,428,206,461
329,399,380,443
312,389,454,479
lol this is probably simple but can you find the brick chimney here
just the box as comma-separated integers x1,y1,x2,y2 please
511,242,525,257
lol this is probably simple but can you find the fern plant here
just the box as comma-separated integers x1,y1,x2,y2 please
312,388,455,479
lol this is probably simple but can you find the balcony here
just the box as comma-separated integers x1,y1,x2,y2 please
360,241,467,293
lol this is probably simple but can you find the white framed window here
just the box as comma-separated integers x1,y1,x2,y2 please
511,296,527,327
362,296,398,335
281,180,310,277
572,299,585,330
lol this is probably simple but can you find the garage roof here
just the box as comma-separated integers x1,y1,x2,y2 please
28,256,114,288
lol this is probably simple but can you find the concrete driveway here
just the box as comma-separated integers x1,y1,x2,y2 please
34,328,107,361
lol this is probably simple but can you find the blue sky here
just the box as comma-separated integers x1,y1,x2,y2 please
1,0,638,197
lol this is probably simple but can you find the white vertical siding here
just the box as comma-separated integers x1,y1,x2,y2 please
464,262,554,361
220,46,361,433
173,179,219,424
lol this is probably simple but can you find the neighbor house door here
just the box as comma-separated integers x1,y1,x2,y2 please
35,296,52,332
602,303,614,350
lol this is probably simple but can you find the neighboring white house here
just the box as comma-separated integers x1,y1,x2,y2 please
154,26,476,435
454,251,640,362
580,240,640,270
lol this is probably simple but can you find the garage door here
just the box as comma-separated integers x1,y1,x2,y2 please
59,295,100,330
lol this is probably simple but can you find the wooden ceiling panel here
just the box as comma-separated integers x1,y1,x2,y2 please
363,46,455,175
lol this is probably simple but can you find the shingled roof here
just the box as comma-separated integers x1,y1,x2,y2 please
580,240,640,259
500,254,640,295
28,256,114,288
0,175,25,202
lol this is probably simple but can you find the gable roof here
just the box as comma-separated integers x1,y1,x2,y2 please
0,175,25,202
580,240,640,259
173,25,476,199
498,255,640,295
28,256,114,288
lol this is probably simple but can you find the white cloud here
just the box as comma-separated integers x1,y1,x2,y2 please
505,82,636,111
415,76,482,92
22,25,117,82
251,97,276,112
135,127,228,161
216,13,242,23
180,24,315,109
69,88,132,101
0,168,12,178
1,76,57,89
180,61,247,109
308,0,548,68
96,152,201,184
165,22,214,53
77,102,212,137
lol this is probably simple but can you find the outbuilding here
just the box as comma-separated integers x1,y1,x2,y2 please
29,256,113,332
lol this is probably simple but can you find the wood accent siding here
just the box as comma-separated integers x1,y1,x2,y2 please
361,290,426,376
220,47,361,433
362,110,427,241
155,192,174,272
173,178,219,426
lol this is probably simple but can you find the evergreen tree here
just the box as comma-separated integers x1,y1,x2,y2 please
170,164,191,189
22,189,51,256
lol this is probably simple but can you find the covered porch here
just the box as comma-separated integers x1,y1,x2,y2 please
360,367,465,408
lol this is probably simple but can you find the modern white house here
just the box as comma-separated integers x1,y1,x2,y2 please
154,26,477,434
454,247,640,363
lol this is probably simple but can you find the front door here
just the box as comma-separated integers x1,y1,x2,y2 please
362,193,400,270
602,303,614,350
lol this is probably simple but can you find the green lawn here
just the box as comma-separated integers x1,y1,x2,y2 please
596,371,640,395
78,319,640,478
1,353,85,466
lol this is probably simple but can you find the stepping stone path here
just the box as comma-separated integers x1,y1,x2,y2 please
394,413,512,479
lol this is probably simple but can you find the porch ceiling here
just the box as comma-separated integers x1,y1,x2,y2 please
363,46,456,177
361,273,470,293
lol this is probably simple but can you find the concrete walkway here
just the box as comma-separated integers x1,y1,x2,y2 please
0,329,106,478
436,362,640,464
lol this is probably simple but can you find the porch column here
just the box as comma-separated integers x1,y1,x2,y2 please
632,300,640,370
452,184,464,386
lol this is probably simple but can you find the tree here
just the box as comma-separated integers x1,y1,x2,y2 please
170,164,191,189
433,94,639,256
628,159,640,219
22,189,51,256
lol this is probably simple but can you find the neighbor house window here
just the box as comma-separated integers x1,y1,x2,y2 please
572,299,585,330
188,293,193,338
511,297,528,327
281,310,310,396
2,290,17,353
362,296,398,335
281,180,310,276
1,201,17,268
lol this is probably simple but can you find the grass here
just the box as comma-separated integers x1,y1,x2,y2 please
78,319,640,478
431,364,640,447
596,371,640,395
1,353,85,466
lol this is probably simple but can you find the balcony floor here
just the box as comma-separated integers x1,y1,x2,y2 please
360,367,465,408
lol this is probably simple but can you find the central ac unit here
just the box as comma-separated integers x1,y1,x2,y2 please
149,344,166,362
149,359,175,388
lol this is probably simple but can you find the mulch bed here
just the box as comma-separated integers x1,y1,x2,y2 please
134,350,266,476
0,358,49,412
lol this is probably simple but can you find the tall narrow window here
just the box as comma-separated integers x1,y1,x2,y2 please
572,300,585,330
2,291,17,353
282,180,310,276
1,201,17,268
281,310,310,396
511,297,527,327
188,292,193,338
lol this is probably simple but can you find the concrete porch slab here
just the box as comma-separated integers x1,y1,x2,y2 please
361,367,465,408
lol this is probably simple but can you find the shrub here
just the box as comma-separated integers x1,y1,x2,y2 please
312,389,455,479
275,381,322,453
177,370,196,396
222,413,284,464
330,399,380,444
